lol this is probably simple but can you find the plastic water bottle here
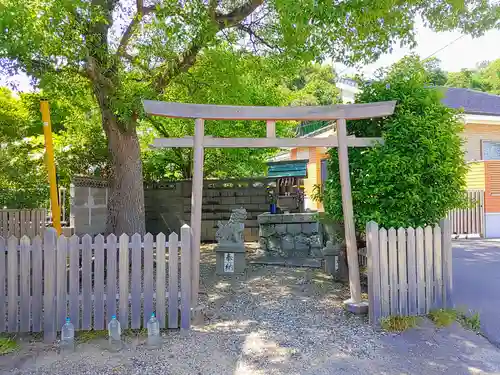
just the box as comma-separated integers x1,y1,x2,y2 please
147,313,161,348
108,315,122,351
61,317,75,353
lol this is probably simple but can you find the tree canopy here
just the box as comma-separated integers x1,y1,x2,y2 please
1,0,498,233
324,56,467,231
0,84,108,208
445,59,500,94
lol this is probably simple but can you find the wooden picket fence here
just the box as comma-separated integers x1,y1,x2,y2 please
0,209,46,238
0,225,194,342
366,219,452,324
448,190,484,237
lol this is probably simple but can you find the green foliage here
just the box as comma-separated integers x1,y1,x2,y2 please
0,85,108,208
458,310,481,332
479,60,500,95
324,56,468,231
286,64,340,106
380,315,420,332
445,59,500,94
142,46,297,181
310,184,324,203
0,336,19,355
428,309,458,327
446,68,491,92
428,308,481,332
423,57,448,87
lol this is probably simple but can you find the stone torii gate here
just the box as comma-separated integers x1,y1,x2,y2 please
143,100,396,312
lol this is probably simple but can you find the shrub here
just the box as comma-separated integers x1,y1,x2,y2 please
324,56,467,231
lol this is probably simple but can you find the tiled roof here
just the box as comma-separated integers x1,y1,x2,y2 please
441,87,500,116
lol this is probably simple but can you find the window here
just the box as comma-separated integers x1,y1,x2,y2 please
482,141,500,160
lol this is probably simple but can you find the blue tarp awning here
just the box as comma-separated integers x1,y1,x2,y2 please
267,160,308,178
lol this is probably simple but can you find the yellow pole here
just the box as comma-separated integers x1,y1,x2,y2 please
40,100,62,235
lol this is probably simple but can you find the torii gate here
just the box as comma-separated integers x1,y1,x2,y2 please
143,100,396,312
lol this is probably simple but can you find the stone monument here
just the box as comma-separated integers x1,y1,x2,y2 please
215,208,247,275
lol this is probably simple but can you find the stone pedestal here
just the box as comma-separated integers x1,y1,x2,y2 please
215,243,246,275
214,208,247,276
322,241,340,276
257,212,322,258
344,299,369,315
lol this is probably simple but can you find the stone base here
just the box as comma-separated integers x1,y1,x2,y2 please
190,304,206,326
215,243,246,275
344,299,369,315
250,256,322,268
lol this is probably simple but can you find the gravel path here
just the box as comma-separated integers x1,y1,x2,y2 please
3,246,500,374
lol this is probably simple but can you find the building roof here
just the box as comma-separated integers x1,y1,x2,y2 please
267,160,308,178
441,87,500,116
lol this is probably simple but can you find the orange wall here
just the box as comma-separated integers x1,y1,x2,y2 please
463,123,500,161
485,161,500,213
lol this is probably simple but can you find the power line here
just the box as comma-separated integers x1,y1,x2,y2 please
336,33,466,78
423,34,466,60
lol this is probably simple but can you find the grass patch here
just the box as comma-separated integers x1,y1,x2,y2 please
428,309,458,327
458,310,481,332
380,315,420,332
0,337,20,355
123,328,148,337
76,330,108,343
428,308,481,332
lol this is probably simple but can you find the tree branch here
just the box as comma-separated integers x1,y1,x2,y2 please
215,0,263,27
122,51,151,72
237,24,282,52
116,1,156,57
153,0,263,91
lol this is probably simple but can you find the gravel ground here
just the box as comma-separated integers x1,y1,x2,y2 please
3,245,500,374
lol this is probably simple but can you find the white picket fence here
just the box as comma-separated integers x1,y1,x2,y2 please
366,219,452,324
0,225,194,342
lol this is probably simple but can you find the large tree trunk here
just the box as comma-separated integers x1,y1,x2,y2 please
103,112,146,235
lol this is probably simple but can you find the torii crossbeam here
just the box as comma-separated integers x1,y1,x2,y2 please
143,100,396,312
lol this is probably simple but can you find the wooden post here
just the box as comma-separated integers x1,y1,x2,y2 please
266,120,276,138
190,118,204,306
366,221,380,324
336,118,362,304
440,218,453,308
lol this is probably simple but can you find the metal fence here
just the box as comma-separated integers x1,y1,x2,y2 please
0,226,194,342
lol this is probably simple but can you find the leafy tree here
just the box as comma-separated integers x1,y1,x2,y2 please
446,68,490,91
284,63,340,136
423,57,447,87
0,86,109,208
479,59,500,94
0,88,31,142
1,0,497,233
286,64,339,106
142,46,296,181
323,56,467,231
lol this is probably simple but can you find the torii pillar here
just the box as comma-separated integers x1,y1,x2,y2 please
144,100,396,313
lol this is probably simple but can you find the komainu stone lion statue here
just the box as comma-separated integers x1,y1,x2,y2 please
215,208,247,244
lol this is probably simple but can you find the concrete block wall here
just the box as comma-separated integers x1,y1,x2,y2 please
70,176,289,242
70,177,109,236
